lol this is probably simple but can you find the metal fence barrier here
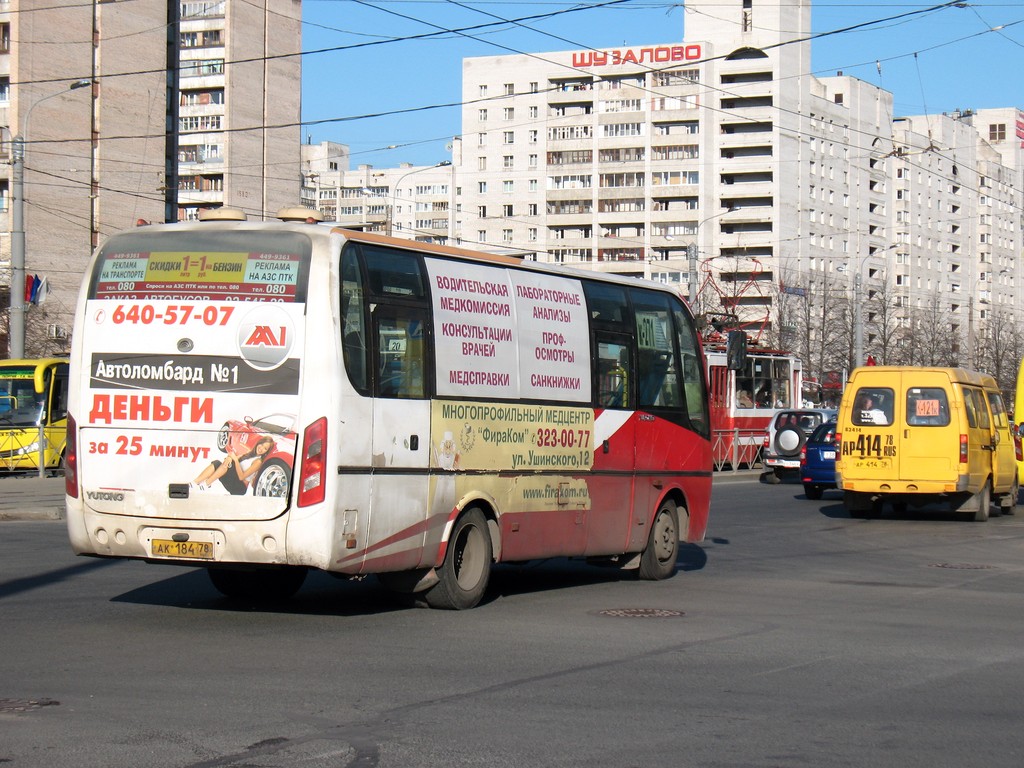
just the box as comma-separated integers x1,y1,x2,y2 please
711,428,764,473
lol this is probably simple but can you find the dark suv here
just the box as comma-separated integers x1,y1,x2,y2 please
762,408,837,483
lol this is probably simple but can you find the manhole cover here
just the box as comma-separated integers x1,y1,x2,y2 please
929,563,996,570
597,608,684,619
0,698,59,713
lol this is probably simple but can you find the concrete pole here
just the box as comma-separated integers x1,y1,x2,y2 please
10,135,26,359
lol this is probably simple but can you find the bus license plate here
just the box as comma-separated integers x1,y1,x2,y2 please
151,539,214,559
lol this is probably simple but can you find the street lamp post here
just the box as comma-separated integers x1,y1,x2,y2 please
10,79,91,359
387,161,451,237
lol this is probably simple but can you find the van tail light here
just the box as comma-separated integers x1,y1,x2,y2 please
1015,430,1023,463
297,417,327,508
834,431,842,451
959,434,969,465
64,412,79,498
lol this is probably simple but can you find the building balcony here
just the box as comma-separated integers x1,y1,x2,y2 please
178,189,224,204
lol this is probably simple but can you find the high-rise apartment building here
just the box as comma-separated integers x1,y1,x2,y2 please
454,0,1022,373
1,0,301,355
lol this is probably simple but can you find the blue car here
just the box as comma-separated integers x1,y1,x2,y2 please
800,421,837,500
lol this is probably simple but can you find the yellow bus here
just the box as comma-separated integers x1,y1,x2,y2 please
0,358,70,475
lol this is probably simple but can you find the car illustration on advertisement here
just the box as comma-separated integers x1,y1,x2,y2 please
215,413,297,497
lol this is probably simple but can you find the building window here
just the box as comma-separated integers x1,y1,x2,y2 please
504,83,515,96
180,88,225,106
180,29,223,47
529,154,538,169
478,108,488,121
477,156,487,171
503,181,514,193
529,106,538,118
478,230,487,242
529,179,538,192
0,76,9,104
529,81,539,93
503,155,514,169
0,180,9,211
478,205,487,218
180,59,225,77
528,130,538,144
503,107,514,120
477,133,487,146
478,181,487,193
989,124,1006,141
502,229,513,243
503,204,514,217
503,131,515,145
528,228,537,241
181,1,226,19
479,85,488,97
0,23,10,53
528,203,538,215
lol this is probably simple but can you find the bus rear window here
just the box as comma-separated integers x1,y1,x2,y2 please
89,230,311,302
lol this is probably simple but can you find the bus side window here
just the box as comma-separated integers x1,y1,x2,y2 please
341,247,369,392
596,338,631,409
631,288,681,409
376,313,427,399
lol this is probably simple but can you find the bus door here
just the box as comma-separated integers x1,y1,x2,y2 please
631,291,684,551
349,245,433,573
587,333,636,556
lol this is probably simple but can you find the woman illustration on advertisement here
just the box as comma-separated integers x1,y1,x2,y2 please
192,435,275,495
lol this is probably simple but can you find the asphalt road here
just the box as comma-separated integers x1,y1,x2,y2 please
3,474,1024,767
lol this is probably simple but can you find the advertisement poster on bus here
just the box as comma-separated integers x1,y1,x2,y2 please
78,246,306,517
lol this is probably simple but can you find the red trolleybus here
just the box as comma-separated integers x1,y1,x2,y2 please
64,209,712,609
703,337,802,468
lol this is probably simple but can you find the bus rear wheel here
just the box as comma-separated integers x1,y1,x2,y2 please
423,508,492,610
638,499,679,580
208,566,307,601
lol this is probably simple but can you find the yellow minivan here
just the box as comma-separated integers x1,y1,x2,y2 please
836,366,1017,521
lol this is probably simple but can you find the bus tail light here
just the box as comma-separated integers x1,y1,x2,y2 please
297,417,327,507
64,412,79,498
959,434,969,465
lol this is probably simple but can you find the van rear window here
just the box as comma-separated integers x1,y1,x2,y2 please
89,230,311,302
851,387,894,426
906,387,950,426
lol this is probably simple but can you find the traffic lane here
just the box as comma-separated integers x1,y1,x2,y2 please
2,490,1024,767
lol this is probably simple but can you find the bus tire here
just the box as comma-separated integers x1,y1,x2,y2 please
253,459,290,498
208,566,307,601
638,499,679,581
423,508,492,610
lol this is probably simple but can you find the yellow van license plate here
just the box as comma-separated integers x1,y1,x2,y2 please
850,458,892,470
151,539,214,559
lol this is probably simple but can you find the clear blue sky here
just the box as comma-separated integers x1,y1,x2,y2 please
299,1,1024,168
